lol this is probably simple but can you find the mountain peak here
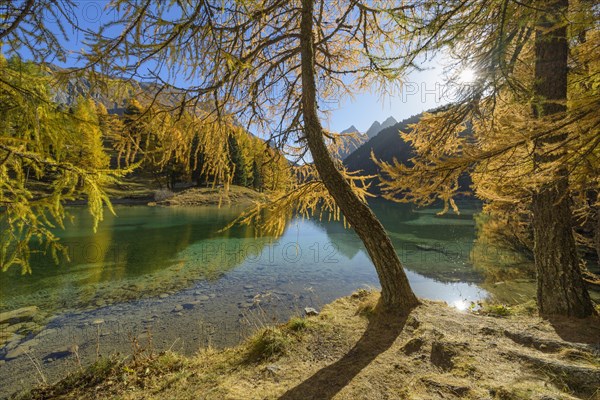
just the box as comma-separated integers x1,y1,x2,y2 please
340,125,359,135
381,116,398,128
365,120,381,138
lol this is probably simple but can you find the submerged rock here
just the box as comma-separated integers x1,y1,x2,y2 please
42,345,78,363
0,306,39,325
4,338,40,360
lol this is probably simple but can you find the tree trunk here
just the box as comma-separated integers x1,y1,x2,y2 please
532,0,594,318
299,0,419,312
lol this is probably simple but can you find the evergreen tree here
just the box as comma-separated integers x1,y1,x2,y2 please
227,133,246,186
252,160,263,192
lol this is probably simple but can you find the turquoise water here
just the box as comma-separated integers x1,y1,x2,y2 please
2,200,598,397
1,200,491,315
0,199,573,396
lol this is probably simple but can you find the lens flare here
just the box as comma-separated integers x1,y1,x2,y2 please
458,68,476,84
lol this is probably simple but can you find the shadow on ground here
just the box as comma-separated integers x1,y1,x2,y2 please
547,314,600,346
279,305,409,400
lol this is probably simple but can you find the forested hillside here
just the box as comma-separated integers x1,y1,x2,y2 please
344,114,420,178
7,57,293,193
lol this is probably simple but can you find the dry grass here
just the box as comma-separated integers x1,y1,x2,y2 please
17,291,600,400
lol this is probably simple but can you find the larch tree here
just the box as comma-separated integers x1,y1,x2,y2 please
0,1,295,272
0,0,131,273
530,0,594,317
71,96,109,170
376,0,598,317
83,0,423,311
0,56,118,273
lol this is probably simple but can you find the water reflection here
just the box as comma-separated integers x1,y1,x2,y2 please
3,199,579,317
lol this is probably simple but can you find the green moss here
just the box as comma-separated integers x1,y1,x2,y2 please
481,304,513,317
510,300,537,316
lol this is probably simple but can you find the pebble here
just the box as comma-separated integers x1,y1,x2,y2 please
92,319,105,325
304,307,319,316
173,305,184,312
266,364,281,375
159,293,169,299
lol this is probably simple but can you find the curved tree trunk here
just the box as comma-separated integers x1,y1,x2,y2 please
532,0,594,318
299,0,419,312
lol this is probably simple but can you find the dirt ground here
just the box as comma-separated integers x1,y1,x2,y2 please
18,291,600,400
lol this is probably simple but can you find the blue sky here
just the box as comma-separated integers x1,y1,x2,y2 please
325,63,450,133
12,2,454,134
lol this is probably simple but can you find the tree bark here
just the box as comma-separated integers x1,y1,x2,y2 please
532,0,594,318
299,0,419,312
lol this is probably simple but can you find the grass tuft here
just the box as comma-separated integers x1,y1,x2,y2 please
285,317,309,332
19,356,121,400
246,327,291,362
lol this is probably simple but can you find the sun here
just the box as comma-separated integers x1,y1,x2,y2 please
458,68,477,84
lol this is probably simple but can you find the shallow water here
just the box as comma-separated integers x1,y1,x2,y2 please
0,199,556,396
1,200,489,315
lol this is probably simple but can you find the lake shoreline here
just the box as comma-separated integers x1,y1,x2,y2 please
14,290,600,400
3,200,598,399
64,184,267,207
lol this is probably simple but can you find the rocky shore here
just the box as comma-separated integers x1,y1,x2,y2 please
10,291,600,400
